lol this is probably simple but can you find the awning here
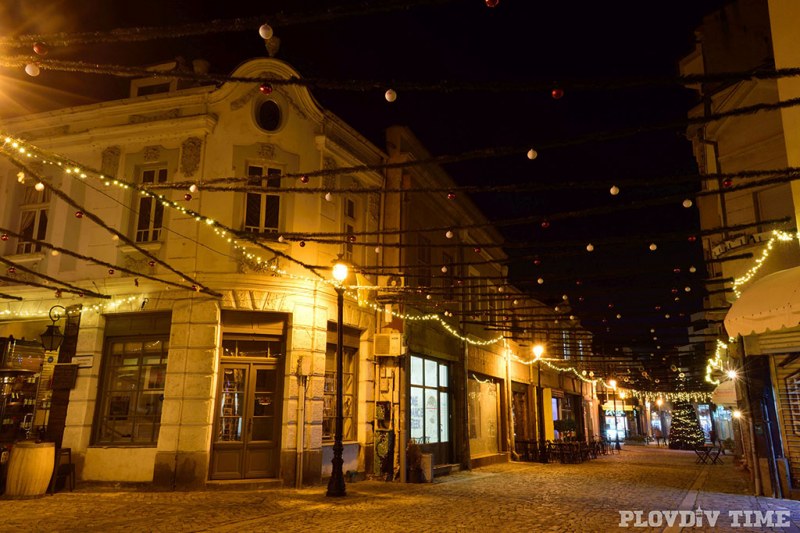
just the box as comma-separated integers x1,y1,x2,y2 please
725,266,800,337
711,380,737,407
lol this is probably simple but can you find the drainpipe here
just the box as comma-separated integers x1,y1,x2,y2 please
506,344,517,460
295,371,306,489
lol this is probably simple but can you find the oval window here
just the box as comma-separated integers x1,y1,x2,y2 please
256,100,282,132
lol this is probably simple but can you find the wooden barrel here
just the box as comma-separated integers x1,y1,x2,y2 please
4,441,55,498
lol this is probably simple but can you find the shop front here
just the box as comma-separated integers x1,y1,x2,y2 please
409,353,452,467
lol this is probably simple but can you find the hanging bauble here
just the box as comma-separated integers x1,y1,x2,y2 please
551,87,564,100
654,305,661,311
385,89,397,102
616,313,622,319
55,289,62,298
485,0,499,7
664,314,670,319
259,83,273,95
608,303,614,309
108,269,115,275
445,230,453,239
689,265,697,273
473,247,481,254
0,234,7,241
673,267,681,273
586,243,594,252
111,235,119,241
578,297,584,302
50,250,59,256
447,192,456,200
192,285,199,292
300,175,309,183
33,42,48,56
682,199,693,208
589,371,594,377
609,185,620,196
184,193,192,201
258,23,274,40
426,294,432,300
148,260,156,267
324,192,333,202
24,63,40,77
348,235,356,243
562,294,568,300
278,236,284,243
74,211,84,218
374,246,381,254
34,182,45,192
7,267,15,274
537,278,544,285
671,288,678,294
576,280,582,285
299,241,305,247
655,378,660,383
649,243,657,251
684,286,691,292
541,220,550,229
527,148,538,160
533,258,541,265
688,235,697,242
189,184,199,193
722,178,733,188
441,266,448,273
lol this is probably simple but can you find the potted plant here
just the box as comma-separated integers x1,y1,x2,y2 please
406,439,423,483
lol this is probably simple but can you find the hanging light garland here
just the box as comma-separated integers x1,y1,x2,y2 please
732,230,799,297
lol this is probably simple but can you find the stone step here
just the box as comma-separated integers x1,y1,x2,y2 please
205,478,283,491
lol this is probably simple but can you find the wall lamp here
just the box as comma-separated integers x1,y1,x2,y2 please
40,305,67,352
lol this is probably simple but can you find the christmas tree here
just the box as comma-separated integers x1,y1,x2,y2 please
668,402,705,450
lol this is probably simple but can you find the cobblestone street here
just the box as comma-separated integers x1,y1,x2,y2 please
2,446,800,532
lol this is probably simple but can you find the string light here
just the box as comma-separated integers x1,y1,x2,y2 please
732,230,799,297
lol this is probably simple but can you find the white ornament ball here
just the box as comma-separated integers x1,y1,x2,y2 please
441,266,448,273
537,278,544,285
34,182,45,191
25,63,40,77
189,184,199,193
445,230,453,239
586,243,594,252
682,199,693,208
689,266,696,273
649,243,657,251
385,89,397,102
609,185,620,196
374,246,381,254
258,24,274,40
324,192,332,202
527,148,538,160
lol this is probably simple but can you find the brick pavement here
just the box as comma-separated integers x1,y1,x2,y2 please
1,445,799,532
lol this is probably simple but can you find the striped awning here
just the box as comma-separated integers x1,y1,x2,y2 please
725,266,800,337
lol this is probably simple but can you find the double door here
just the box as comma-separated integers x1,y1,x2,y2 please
210,362,282,479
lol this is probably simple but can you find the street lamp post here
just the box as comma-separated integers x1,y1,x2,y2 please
609,379,621,451
326,260,348,498
533,344,548,463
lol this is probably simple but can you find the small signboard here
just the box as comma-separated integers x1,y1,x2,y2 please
51,364,79,390
72,355,93,369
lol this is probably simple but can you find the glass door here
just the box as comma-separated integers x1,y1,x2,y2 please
210,363,281,480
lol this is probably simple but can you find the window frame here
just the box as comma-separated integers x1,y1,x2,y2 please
93,336,169,446
244,164,282,234
323,345,358,442
16,186,50,254
134,166,168,243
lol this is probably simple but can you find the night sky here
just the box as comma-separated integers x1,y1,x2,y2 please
0,0,739,389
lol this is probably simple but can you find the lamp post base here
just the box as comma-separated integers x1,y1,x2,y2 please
326,454,346,497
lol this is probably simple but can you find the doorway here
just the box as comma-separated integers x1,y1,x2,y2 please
210,362,282,479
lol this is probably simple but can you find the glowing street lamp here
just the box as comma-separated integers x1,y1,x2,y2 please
327,259,349,497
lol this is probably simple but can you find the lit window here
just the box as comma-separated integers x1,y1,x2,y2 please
95,337,168,445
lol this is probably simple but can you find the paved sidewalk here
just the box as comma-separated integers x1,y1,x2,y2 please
1,446,799,532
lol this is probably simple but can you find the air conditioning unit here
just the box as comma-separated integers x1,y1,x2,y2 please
374,332,402,357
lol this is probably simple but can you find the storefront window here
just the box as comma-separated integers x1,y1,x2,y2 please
95,337,168,445
323,346,356,441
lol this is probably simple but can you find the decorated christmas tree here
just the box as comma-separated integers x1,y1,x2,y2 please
668,402,705,450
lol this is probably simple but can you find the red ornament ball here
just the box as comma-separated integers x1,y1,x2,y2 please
485,0,499,7
688,235,697,242
148,260,156,267
348,235,356,243
575,280,582,286
184,193,192,201
551,88,564,100
533,259,541,265
7,267,15,274
0,234,7,241
722,178,733,188
299,241,306,247
33,42,48,56
75,211,83,218
300,175,309,183
541,220,550,229
673,268,681,273
671,288,678,294
259,83,273,95
473,247,481,254
447,192,456,200
108,269,115,275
